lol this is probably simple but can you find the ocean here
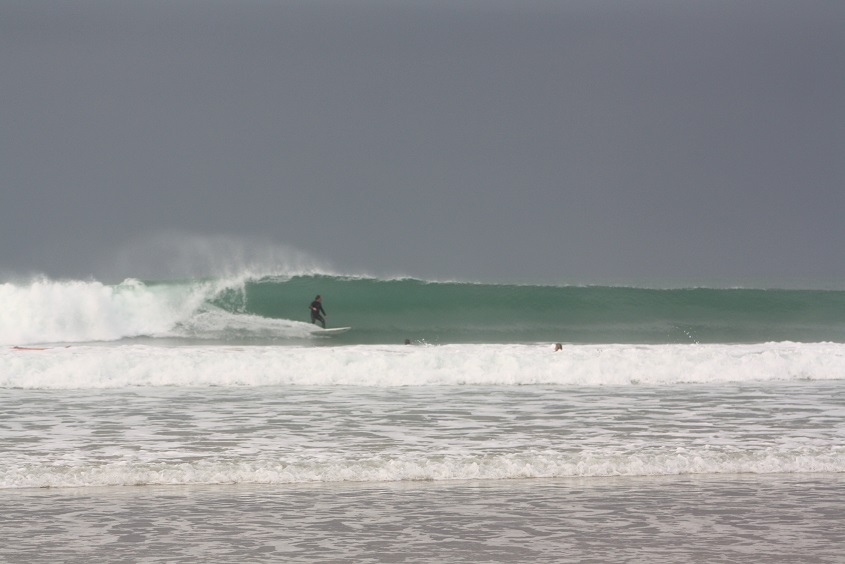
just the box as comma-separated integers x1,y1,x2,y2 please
2,274,844,562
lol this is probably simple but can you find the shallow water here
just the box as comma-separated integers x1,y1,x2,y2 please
2,474,843,563
3,380,844,488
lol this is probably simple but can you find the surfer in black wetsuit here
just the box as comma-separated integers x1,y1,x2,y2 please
309,295,327,328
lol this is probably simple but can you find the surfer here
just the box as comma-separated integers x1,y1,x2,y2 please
309,295,327,328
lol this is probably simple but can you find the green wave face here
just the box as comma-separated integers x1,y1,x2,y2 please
214,275,845,344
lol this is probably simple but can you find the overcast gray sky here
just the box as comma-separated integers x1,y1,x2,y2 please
2,0,843,287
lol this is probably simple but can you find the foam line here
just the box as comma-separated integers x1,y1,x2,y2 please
5,446,844,488
2,342,844,389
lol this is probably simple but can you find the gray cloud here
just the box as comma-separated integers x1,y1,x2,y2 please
2,0,843,287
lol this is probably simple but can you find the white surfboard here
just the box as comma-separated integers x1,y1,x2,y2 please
311,326,351,335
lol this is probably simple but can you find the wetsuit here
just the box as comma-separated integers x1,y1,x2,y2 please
310,300,326,328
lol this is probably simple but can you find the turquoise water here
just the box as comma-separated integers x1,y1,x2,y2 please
232,275,845,344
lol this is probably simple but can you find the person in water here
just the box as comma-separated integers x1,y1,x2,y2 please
309,295,327,328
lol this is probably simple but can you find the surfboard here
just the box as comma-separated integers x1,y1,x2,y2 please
312,327,351,335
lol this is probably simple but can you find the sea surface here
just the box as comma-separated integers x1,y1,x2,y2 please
1,274,844,562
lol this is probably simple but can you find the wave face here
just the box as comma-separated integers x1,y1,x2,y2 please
3,275,845,345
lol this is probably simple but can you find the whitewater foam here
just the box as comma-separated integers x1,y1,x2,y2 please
0,278,215,345
5,446,844,489
168,308,319,341
2,342,844,389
